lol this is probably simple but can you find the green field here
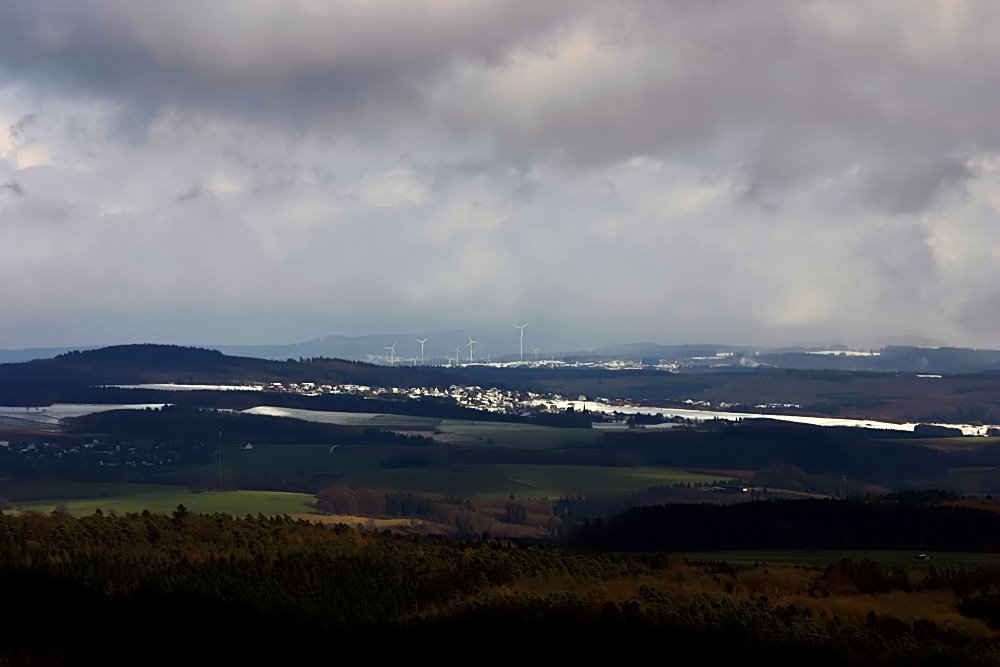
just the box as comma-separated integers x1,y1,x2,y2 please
334,463,721,498
901,467,1000,495
149,441,724,499
0,415,63,432
3,464,720,516
0,478,173,502
682,550,1000,567
434,420,603,448
161,444,367,479
14,486,317,518
156,443,400,488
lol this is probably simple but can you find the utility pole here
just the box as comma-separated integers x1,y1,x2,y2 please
218,430,223,490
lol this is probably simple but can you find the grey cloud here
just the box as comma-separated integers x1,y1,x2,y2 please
8,113,38,140
0,1,579,125
2,2,999,215
436,2,1000,212
2,181,25,197
176,185,202,203
960,292,1000,337
2,2,1000,349
861,157,974,214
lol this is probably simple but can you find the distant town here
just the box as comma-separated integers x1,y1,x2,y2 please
110,375,998,436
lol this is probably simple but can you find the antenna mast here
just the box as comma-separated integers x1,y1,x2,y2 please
218,430,223,490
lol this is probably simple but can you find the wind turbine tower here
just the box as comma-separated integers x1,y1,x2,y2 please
385,342,397,367
417,338,428,365
532,347,541,360
513,322,529,361
453,345,462,366
466,335,477,363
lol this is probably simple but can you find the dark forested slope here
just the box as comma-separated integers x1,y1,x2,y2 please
2,509,1000,664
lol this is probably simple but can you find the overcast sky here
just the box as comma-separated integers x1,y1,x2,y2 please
2,1,1000,350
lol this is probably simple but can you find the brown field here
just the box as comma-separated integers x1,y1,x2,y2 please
943,497,1000,513
291,512,549,538
290,513,449,534
500,558,999,640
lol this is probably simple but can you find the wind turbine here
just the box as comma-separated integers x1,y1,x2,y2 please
410,356,419,367
417,337,428,365
453,344,462,365
385,342,397,367
466,335,477,362
531,347,541,360
512,322,529,361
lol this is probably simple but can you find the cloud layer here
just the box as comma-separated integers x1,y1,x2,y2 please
2,1,1000,350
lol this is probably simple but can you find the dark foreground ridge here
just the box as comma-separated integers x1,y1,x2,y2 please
568,497,1000,552
2,508,1000,664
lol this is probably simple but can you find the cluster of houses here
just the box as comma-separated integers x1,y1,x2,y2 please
240,378,749,421
249,379,556,414
0,438,183,472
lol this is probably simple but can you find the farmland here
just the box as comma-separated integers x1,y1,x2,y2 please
0,478,317,517
4,345,1000,666
6,344,1000,528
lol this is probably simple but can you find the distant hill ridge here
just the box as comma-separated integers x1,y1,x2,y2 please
54,343,229,366
5,343,1000,424
0,343,453,393
5,335,1000,376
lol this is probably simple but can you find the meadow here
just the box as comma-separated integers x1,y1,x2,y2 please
149,440,724,499
901,467,1000,495
334,463,721,498
434,419,604,448
12,483,316,517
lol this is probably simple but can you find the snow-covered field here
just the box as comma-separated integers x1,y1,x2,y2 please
806,350,881,356
240,406,378,425
106,383,264,391
0,403,167,424
4,397,994,437
530,399,997,436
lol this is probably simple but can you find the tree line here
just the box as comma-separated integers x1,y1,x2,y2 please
2,508,1000,663
567,497,1000,552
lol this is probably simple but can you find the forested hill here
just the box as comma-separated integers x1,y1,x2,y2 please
0,343,455,393
568,499,1000,552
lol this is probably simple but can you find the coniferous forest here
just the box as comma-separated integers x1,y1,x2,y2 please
2,507,1000,665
